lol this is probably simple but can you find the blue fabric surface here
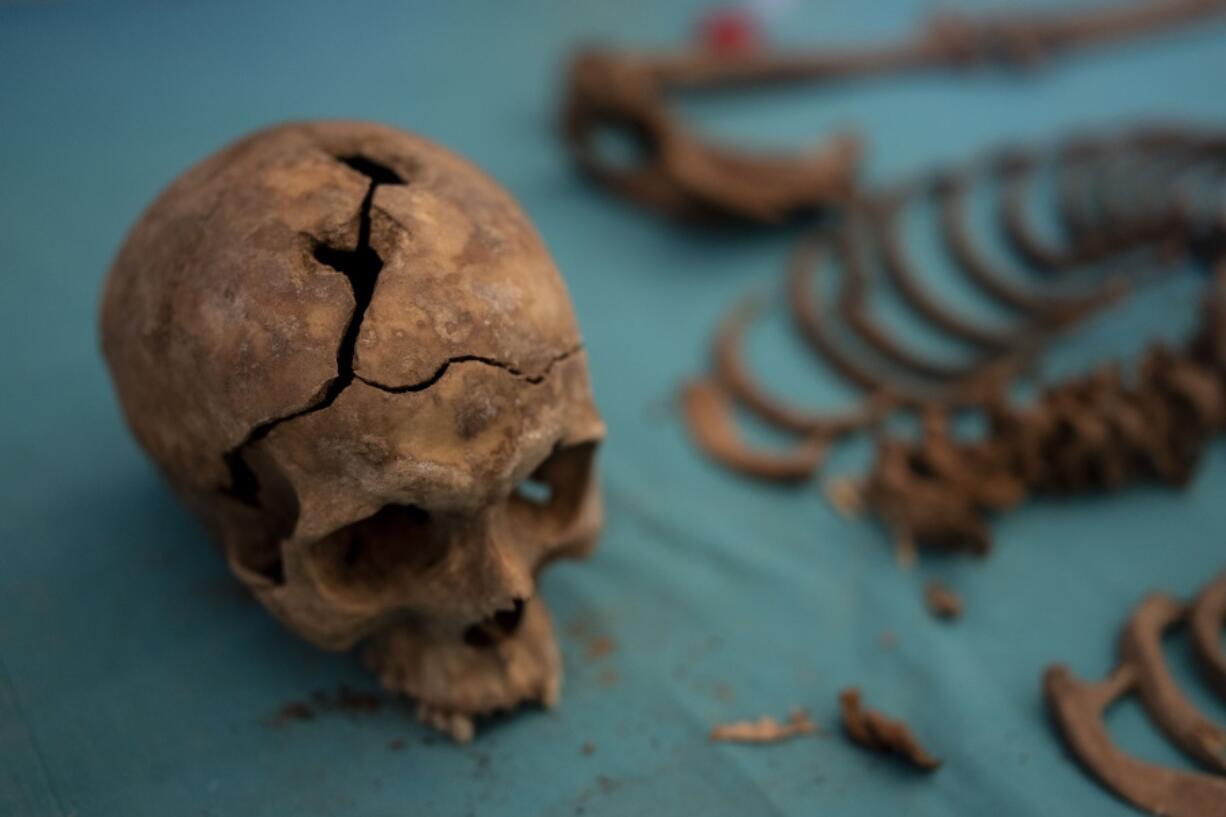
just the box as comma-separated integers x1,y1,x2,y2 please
1,2,1225,815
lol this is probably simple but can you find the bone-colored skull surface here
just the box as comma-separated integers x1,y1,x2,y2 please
100,121,605,742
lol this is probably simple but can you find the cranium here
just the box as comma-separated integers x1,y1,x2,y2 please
100,121,605,741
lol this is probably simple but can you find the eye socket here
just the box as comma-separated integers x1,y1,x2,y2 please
509,442,596,531
224,446,299,587
514,475,554,507
309,504,441,602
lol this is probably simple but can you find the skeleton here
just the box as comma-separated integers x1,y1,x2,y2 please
559,0,1226,556
100,121,604,742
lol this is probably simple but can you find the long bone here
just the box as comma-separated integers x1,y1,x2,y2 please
561,0,1223,222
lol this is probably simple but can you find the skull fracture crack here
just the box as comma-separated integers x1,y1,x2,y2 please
100,121,605,743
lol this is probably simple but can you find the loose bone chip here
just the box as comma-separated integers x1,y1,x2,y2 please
839,687,942,771
100,121,606,742
710,709,819,744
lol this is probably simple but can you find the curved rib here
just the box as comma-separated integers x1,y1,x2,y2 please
711,297,878,437
872,188,1015,351
1163,150,1226,245
1056,136,1111,245
788,231,894,395
1093,140,1191,242
838,213,996,381
1122,593,1226,772
1000,154,1113,272
998,148,1181,273
939,171,1056,312
680,378,826,482
1191,572,1226,699
1096,126,1224,236
937,172,1129,320
1058,132,1177,245
1098,146,1156,231
787,229,1019,409
1044,664,1226,817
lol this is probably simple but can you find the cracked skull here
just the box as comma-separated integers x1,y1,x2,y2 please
100,121,605,741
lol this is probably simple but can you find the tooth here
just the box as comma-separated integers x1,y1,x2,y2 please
449,713,474,743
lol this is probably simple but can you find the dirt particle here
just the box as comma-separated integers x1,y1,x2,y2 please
388,738,406,751
581,742,596,756
313,685,384,713
585,635,617,661
572,773,622,815
266,685,385,727
269,701,316,726
925,580,963,620
471,751,492,777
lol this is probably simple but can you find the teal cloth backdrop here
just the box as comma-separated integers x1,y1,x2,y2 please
1,1,1224,815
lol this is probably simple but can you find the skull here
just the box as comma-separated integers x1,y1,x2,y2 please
100,121,605,741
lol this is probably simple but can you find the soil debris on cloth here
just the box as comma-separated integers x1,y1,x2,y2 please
925,581,964,620
269,701,316,725
585,635,617,661
710,709,819,744
267,685,387,727
839,688,941,771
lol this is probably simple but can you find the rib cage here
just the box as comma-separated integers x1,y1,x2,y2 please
683,126,1226,554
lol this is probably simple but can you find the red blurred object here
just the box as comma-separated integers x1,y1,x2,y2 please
697,7,762,56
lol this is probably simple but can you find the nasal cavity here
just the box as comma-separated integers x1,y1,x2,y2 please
463,598,527,648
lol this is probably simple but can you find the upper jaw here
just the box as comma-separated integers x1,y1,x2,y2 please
363,595,563,742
